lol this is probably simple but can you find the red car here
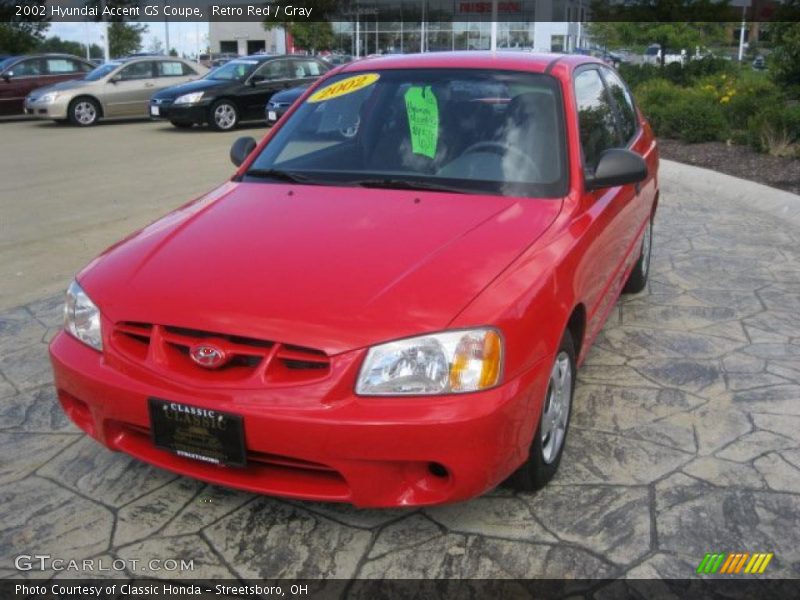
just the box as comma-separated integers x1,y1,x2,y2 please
0,54,94,116
50,52,658,507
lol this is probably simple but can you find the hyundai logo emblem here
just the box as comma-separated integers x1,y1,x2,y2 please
189,344,229,368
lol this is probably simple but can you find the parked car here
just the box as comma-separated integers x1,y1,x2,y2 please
24,56,207,126
199,52,239,69
752,55,766,70
149,54,330,130
50,52,658,507
0,54,94,116
265,83,308,125
642,44,685,65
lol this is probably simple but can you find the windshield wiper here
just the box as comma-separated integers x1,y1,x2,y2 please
353,178,470,194
243,169,318,185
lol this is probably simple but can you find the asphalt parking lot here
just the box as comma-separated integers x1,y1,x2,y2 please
1,119,800,581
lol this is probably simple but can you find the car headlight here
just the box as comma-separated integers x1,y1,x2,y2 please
64,280,103,351
38,92,59,103
174,92,204,105
356,328,502,396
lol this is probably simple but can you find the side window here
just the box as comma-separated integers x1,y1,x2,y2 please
181,62,198,76
294,59,327,78
602,68,638,143
12,59,43,77
118,61,154,80
254,60,290,81
158,61,186,77
46,59,80,74
574,68,621,170
79,61,94,73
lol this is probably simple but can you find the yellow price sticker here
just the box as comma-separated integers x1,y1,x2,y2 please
308,73,380,103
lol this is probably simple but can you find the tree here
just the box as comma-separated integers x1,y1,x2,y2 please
39,35,103,58
263,22,335,54
0,0,49,54
588,0,730,67
768,1,800,86
108,22,147,58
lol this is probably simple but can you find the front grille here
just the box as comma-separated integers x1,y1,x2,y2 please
113,321,330,386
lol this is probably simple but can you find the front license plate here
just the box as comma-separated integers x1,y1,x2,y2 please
268,110,277,121
150,105,160,116
149,398,246,467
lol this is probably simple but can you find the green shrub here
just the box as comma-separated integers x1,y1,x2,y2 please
747,104,800,156
634,80,726,142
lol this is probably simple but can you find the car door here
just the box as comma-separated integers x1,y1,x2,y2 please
0,58,45,115
153,60,199,93
240,59,292,119
103,60,157,117
571,66,642,341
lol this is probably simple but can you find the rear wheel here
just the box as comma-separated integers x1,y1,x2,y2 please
506,331,576,492
623,217,653,294
209,100,238,131
68,97,100,126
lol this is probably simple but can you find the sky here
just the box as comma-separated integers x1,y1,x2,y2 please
49,21,210,57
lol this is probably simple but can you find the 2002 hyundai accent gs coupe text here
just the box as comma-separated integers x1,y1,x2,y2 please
50,52,659,507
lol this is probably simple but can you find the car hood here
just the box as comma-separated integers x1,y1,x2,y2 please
32,78,93,94
80,182,562,355
152,78,227,99
272,84,310,103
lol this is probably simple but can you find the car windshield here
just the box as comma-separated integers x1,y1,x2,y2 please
207,59,260,81
84,62,121,81
246,68,567,198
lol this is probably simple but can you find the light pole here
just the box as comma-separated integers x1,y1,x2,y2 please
737,2,748,62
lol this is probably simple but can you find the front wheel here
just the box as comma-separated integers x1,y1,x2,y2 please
623,217,653,294
68,97,100,126
209,100,238,131
506,331,576,492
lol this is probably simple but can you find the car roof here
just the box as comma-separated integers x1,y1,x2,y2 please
338,51,603,75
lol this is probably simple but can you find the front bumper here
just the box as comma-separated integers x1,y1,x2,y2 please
50,331,549,507
150,100,207,124
25,97,69,120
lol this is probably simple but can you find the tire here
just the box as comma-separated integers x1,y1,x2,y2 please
170,120,194,129
623,216,653,294
68,97,100,126
506,330,576,492
208,100,238,131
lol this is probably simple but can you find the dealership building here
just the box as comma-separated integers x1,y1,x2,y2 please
209,0,591,56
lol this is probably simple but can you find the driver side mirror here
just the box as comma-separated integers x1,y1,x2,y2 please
249,74,265,86
2,71,12,82
230,136,257,167
109,74,122,84
585,148,647,191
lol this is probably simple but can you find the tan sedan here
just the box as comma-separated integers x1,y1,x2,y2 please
24,56,207,126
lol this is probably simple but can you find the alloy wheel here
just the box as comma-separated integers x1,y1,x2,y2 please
541,350,573,464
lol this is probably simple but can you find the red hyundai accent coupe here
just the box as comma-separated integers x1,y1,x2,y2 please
50,52,658,507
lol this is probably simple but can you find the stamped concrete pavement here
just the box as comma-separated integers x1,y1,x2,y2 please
1,153,799,581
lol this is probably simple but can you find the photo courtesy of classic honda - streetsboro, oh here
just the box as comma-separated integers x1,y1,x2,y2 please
50,52,658,508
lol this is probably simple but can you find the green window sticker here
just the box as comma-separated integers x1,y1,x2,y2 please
404,86,439,159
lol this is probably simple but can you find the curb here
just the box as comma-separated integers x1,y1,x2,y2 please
661,159,800,227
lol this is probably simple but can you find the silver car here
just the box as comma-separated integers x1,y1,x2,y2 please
25,56,207,126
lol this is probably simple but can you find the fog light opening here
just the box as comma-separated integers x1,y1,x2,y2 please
428,462,449,479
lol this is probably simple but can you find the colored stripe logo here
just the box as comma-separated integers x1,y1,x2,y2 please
696,552,773,574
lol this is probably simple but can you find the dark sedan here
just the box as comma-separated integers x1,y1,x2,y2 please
150,55,329,130
0,54,94,116
265,83,309,125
